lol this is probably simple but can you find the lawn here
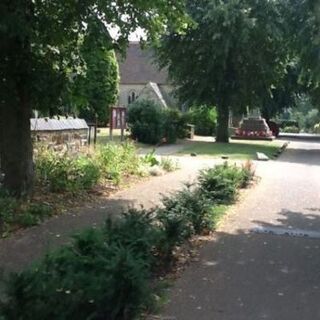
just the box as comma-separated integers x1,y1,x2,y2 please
96,128,130,144
178,139,283,159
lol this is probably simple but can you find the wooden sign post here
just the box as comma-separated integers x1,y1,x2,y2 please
109,107,127,141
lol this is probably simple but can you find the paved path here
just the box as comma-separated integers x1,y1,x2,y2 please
0,157,219,274
160,139,320,320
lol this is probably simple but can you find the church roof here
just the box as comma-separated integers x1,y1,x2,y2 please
118,42,168,85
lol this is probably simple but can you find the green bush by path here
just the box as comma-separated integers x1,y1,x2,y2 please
184,106,217,136
198,162,252,203
1,232,152,320
160,186,214,236
36,150,100,192
0,162,254,319
35,142,141,191
281,125,300,133
128,99,188,145
97,142,141,184
128,100,166,144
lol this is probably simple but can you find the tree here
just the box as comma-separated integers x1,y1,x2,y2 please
286,0,320,108
75,22,119,125
0,0,189,196
260,63,303,121
156,0,287,142
287,0,320,85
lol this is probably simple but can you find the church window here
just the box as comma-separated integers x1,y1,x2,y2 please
128,91,137,104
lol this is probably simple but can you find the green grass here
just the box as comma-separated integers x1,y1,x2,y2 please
96,128,130,145
178,139,282,159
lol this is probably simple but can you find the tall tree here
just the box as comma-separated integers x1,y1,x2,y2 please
0,0,189,196
156,0,287,142
288,0,320,85
287,0,320,107
260,63,304,121
75,21,119,124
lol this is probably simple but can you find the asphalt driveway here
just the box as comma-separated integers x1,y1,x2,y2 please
160,139,320,320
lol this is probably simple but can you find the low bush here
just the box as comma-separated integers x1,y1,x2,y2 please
128,100,166,144
240,161,256,188
313,123,320,133
36,142,141,191
281,125,300,133
97,142,140,184
36,150,100,192
159,186,214,236
142,151,179,173
104,209,160,265
0,162,254,319
198,162,252,203
184,106,217,136
142,149,160,167
0,238,152,320
163,108,189,143
160,157,179,172
128,100,188,145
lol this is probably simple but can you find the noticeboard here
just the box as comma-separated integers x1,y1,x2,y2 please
110,107,127,130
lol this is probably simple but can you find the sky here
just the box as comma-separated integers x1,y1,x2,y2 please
109,27,146,41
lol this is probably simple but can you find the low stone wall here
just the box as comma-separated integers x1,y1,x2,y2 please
32,129,88,152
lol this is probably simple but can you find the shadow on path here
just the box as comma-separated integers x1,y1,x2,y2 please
0,198,133,274
161,209,320,320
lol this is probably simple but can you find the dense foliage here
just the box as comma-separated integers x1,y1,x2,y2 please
35,142,141,192
128,100,188,144
0,162,254,319
0,0,189,196
185,106,217,136
75,22,119,125
36,151,100,192
1,214,154,320
156,0,288,142
280,95,320,132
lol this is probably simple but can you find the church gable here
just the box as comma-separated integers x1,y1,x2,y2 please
136,82,168,108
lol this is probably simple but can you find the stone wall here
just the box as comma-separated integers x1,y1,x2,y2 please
32,129,88,152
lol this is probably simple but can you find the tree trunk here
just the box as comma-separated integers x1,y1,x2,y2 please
0,1,35,197
216,103,230,143
0,96,34,197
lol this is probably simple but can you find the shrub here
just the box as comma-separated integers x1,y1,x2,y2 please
314,123,320,133
128,100,166,144
160,157,179,172
0,211,158,320
163,108,188,143
184,106,217,136
156,205,192,263
97,142,141,184
198,162,247,203
281,125,300,133
128,99,188,144
36,150,100,192
142,149,160,167
1,242,151,320
240,161,255,188
103,209,160,265
0,163,255,319
160,187,214,235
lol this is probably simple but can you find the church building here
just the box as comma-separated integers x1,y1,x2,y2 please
117,42,174,108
